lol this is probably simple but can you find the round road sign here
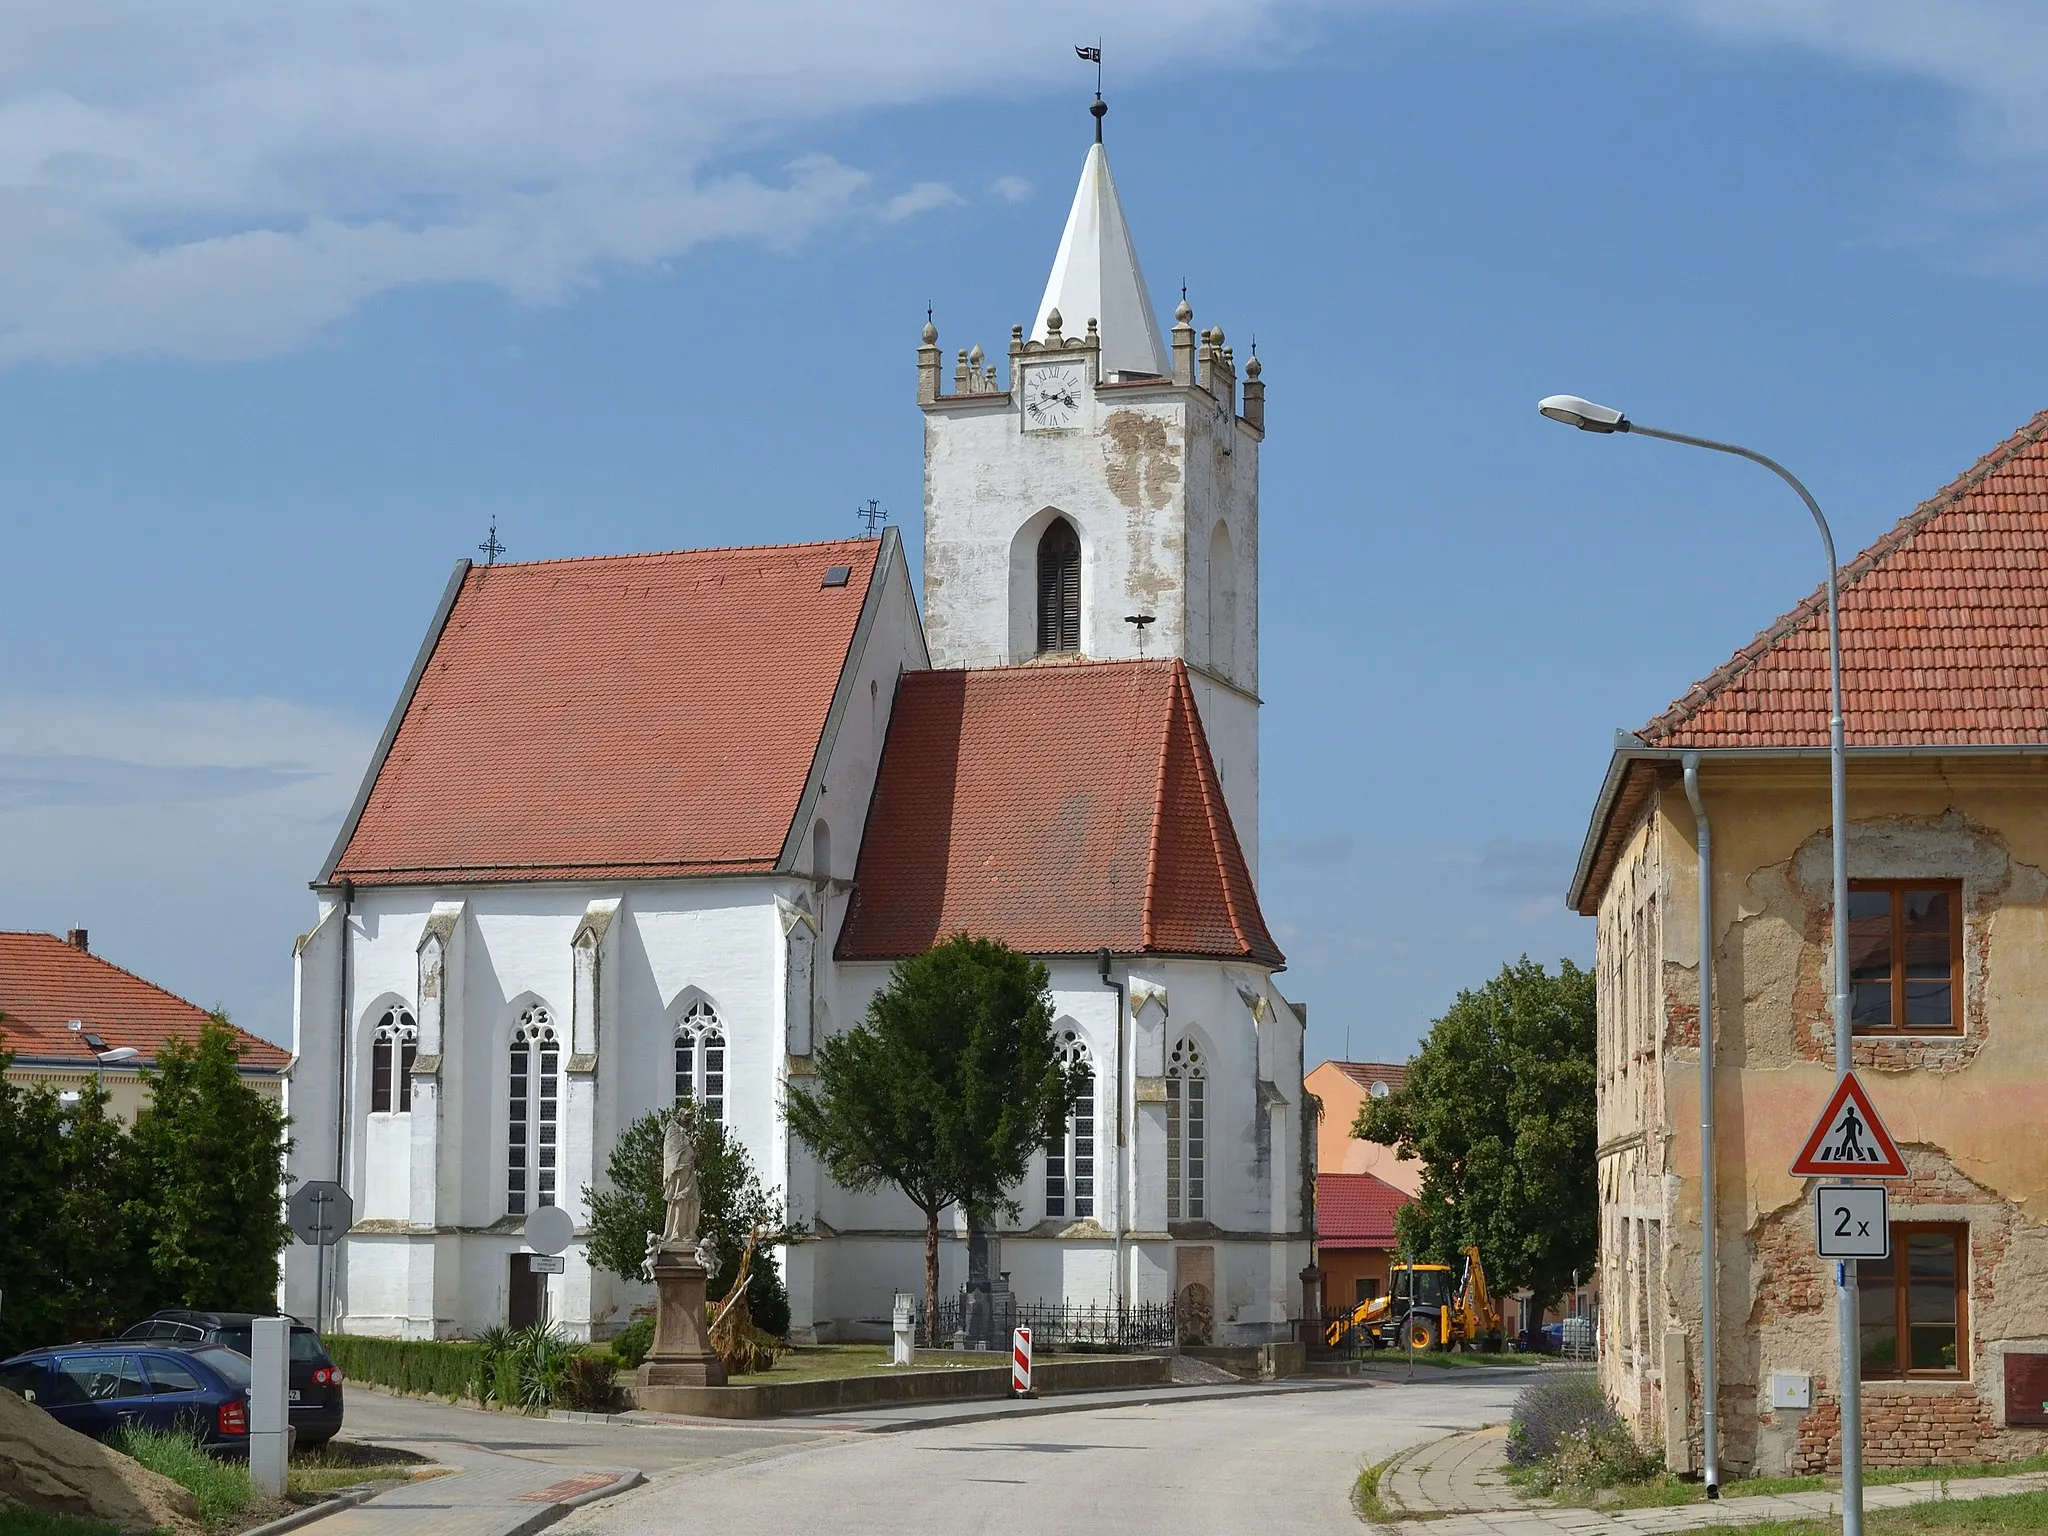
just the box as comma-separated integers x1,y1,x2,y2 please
524,1204,574,1256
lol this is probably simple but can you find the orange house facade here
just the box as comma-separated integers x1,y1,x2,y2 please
1571,410,2048,1475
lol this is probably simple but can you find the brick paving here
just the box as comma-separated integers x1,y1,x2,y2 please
310,1439,638,1536
1376,1425,2048,1536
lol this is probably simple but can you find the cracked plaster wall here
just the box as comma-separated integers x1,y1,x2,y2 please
1595,760,2048,1472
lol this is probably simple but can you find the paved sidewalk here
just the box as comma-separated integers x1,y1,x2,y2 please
309,1438,639,1536
1374,1425,2048,1536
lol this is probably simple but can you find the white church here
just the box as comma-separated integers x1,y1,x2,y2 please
284,119,1314,1346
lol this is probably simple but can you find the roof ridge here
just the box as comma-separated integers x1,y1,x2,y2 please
1139,665,1177,952
1168,660,1260,959
1640,406,2048,744
472,535,883,574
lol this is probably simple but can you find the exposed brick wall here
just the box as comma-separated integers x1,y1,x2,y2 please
1784,1380,1996,1471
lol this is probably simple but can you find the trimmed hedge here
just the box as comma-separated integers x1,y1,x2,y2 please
323,1335,487,1401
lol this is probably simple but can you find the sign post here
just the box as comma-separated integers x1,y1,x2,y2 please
1790,1070,1907,1531
290,1181,353,1337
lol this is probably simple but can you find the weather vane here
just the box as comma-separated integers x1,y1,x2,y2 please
1075,42,1105,140
857,499,887,538
1125,612,1156,654
479,522,506,566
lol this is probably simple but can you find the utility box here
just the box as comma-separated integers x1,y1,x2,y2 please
1769,1372,1812,1412
2004,1353,2048,1427
1663,1330,1693,1474
249,1316,290,1496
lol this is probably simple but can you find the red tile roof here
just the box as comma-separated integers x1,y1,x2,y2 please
836,658,1282,966
1317,1172,1413,1249
328,538,884,886
1330,1061,1408,1095
1643,408,2048,748
0,932,289,1070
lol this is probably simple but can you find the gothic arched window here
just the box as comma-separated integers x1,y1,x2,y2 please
1166,1036,1206,1221
508,1004,559,1215
675,1000,727,1124
1045,1030,1095,1220
1036,519,1082,654
370,1006,418,1115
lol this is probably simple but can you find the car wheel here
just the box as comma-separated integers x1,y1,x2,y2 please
1407,1318,1436,1352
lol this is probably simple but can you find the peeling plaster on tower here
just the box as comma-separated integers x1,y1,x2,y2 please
917,133,1267,872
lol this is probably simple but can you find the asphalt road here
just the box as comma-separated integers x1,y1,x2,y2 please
557,1375,1526,1536
340,1386,830,1476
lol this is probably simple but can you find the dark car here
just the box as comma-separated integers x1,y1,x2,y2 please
121,1310,343,1449
0,1343,255,1453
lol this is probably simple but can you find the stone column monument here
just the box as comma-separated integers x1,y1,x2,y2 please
637,1106,727,1390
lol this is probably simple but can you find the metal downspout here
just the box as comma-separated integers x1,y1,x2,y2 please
1682,756,1720,1497
332,878,354,1336
1098,948,1127,1313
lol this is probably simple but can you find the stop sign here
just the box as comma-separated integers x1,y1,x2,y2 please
289,1180,353,1246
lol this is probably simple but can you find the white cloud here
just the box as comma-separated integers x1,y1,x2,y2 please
0,1,1305,363
987,174,1033,204
883,181,965,222
0,692,377,1043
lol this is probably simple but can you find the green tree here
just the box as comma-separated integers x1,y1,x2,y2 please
128,1018,292,1312
0,1051,146,1352
1358,956,1596,1313
783,933,1078,1342
583,1103,799,1336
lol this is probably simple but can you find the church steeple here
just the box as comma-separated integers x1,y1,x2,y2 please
1029,142,1168,380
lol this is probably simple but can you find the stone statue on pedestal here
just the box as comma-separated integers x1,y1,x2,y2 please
636,1103,728,1395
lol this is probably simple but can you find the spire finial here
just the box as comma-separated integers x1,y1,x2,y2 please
1076,42,1105,142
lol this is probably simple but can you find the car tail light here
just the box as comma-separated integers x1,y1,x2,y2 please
218,1400,248,1436
311,1366,342,1386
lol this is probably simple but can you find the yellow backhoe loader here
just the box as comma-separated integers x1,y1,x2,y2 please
1323,1244,1504,1352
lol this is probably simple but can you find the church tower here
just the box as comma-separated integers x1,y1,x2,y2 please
917,118,1267,870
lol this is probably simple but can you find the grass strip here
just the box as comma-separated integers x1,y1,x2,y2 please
1711,1488,2048,1536
112,1425,253,1529
1540,1454,2048,1512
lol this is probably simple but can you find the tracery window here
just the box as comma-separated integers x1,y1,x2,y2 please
675,1001,727,1124
370,1006,418,1115
1036,518,1082,654
1166,1036,1206,1221
1045,1030,1095,1220
508,1005,558,1216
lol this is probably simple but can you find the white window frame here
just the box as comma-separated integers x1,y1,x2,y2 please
1166,1035,1207,1221
1046,1030,1095,1220
508,1004,559,1216
675,1000,727,1124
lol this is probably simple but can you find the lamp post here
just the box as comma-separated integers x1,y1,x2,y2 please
1538,396,1858,1533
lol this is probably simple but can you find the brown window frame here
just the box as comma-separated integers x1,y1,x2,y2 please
1858,1222,1969,1381
1847,879,1964,1036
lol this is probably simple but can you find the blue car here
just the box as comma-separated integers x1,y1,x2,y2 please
0,1343,255,1454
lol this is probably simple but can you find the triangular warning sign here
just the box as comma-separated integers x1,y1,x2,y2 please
1790,1072,1909,1179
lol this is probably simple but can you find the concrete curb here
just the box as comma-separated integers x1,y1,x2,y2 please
490,1470,645,1536
236,1484,384,1536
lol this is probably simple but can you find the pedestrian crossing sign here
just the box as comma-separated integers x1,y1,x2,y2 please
1789,1071,1909,1179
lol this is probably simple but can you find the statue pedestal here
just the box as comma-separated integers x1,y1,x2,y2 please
637,1246,726,1389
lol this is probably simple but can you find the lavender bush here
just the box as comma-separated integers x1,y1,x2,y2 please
1505,1372,1619,1466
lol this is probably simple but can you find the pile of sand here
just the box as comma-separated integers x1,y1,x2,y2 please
0,1385,203,1536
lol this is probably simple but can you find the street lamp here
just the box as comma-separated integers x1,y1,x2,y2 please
1539,395,1858,1531
94,1045,141,1097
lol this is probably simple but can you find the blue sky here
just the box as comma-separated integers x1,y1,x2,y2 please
6,2,2048,1067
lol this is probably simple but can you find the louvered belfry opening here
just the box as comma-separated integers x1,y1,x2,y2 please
1037,518,1082,653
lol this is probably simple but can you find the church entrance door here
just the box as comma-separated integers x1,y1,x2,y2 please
508,1255,544,1329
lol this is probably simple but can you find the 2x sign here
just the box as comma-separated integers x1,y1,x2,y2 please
1815,1184,1890,1259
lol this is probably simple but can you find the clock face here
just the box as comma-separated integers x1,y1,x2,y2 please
1023,362,1086,430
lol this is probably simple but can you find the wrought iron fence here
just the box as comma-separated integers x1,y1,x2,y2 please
915,1294,1178,1351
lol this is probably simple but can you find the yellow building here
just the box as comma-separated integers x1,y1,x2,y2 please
0,929,287,1121
1570,410,2048,1475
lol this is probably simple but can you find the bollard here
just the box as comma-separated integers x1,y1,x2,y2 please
248,1316,290,1497
1010,1325,1034,1398
891,1292,916,1367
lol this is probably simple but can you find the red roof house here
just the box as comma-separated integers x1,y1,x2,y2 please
0,930,288,1076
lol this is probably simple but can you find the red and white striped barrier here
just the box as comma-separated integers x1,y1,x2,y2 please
1010,1325,1034,1396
